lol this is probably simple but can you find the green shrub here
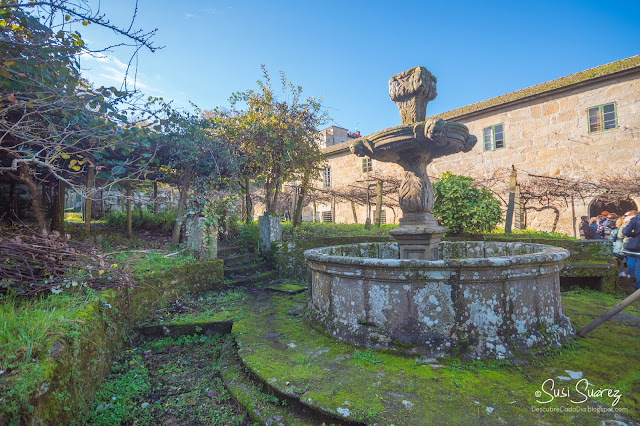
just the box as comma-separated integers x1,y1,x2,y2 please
105,210,176,234
282,222,394,241
220,219,259,248
432,172,503,234
488,228,575,240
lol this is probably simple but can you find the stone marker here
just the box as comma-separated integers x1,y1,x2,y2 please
185,216,217,260
259,214,282,254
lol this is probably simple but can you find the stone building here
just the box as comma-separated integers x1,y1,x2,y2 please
307,55,640,235
316,125,360,149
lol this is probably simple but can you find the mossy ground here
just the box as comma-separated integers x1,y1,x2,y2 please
75,285,640,425
281,223,396,242
0,224,224,424
141,288,250,325
78,334,246,425
0,292,101,422
228,289,639,425
265,279,308,294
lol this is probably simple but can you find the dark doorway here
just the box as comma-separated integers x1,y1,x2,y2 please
589,196,638,217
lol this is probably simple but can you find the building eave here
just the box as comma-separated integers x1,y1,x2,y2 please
322,56,640,158
436,65,640,122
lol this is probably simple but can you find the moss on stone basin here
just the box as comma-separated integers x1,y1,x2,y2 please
304,241,572,359
227,288,639,425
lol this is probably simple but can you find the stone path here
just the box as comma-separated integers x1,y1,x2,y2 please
88,253,640,425
166,287,639,425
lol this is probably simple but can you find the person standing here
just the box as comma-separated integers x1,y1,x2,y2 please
622,211,640,290
599,213,618,239
611,216,627,277
579,216,593,239
590,218,602,239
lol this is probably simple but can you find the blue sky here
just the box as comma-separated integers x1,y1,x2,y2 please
79,0,640,135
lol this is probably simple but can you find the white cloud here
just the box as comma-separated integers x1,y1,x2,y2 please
80,53,160,94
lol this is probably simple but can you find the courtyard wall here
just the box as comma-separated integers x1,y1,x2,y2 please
314,59,640,235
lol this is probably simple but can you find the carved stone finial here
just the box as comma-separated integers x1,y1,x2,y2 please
389,67,437,125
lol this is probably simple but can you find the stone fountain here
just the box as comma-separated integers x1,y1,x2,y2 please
304,67,574,359
350,67,476,261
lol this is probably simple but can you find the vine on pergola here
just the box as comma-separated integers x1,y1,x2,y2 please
0,1,161,234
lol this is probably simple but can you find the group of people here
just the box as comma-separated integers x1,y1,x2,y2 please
579,210,640,290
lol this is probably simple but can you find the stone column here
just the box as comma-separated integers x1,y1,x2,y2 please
259,214,282,254
185,216,218,260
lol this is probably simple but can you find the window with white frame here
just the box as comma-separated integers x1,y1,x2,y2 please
362,157,372,173
379,209,386,224
483,124,505,151
322,166,332,189
588,103,617,133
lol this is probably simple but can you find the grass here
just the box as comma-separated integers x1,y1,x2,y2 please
562,287,640,318
104,210,176,234
218,219,259,248
64,212,83,223
230,288,640,424
107,250,195,276
63,220,161,250
0,291,100,420
0,292,98,369
351,349,383,365
487,228,577,240
79,334,245,425
282,222,395,242
0,221,201,422
224,218,580,245
142,289,249,325
64,216,196,276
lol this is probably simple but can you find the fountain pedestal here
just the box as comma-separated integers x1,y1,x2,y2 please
350,66,476,260
389,213,446,260
306,67,574,359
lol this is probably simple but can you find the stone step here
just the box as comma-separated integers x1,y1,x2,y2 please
220,342,324,425
218,244,253,258
137,320,233,339
224,262,267,278
227,270,278,287
222,252,259,267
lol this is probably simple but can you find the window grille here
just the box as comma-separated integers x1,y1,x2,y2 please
323,166,332,189
588,103,617,133
362,157,372,173
483,124,505,151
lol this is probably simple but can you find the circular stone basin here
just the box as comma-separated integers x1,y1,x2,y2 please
304,241,574,359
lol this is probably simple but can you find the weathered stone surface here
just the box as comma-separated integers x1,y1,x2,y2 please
389,66,437,125
305,241,573,359
349,67,477,259
185,216,217,260
258,215,282,254
307,67,640,236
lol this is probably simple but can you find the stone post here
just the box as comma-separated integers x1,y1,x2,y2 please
185,216,218,260
505,167,517,233
259,214,282,254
